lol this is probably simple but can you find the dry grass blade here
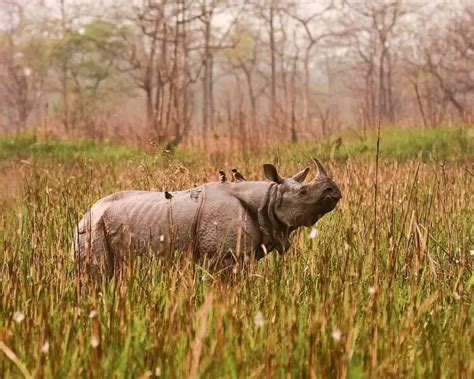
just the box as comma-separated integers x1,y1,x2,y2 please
0,341,33,379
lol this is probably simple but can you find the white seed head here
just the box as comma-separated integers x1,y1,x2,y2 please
453,291,461,301
89,310,98,319
155,367,161,377
331,329,342,342
41,341,50,354
254,310,265,328
308,228,318,239
159,235,165,242
23,67,32,77
90,335,100,348
368,286,377,296
13,311,25,324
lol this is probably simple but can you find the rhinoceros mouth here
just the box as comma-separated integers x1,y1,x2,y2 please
320,200,338,215
310,197,340,224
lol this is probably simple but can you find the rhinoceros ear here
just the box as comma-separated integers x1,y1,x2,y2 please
263,164,283,184
292,167,310,183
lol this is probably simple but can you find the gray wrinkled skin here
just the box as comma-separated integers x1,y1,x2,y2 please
72,158,341,274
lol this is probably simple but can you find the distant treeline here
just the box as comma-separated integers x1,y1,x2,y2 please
0,0,472,146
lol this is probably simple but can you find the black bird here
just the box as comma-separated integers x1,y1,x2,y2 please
231,168,246,182
218,170,227,183
164,191,173,200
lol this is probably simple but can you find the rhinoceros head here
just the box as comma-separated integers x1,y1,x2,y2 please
263,157,341,228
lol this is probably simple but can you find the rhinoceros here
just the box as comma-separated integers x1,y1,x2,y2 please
72,158,341,274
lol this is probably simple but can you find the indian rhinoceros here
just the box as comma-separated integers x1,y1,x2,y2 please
72,158,341,274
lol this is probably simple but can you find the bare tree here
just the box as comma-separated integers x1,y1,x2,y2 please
223,23,269,129
0,1,43,132
420,3,474,121
288,1,338,125
342,0,414,125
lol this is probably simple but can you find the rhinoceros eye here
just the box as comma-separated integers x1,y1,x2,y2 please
323,187,333,194
299,188,308,195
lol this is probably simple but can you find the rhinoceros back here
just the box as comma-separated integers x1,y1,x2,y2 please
73,188,204,272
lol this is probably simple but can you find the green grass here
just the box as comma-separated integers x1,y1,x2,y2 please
0,134,140,163
1,125,472,166
278,125,473,164
0,127,472,377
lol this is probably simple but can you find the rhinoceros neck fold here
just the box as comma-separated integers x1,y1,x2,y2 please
228,181,291,254
227,181,274,214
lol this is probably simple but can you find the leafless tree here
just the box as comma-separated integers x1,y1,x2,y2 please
420,3,474,121
0,1,42,132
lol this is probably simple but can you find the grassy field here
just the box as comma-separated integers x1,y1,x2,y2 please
0,126,473,378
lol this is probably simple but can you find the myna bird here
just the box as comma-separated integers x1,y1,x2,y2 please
218,170,227,183
164,191,173,200
231,168,246,182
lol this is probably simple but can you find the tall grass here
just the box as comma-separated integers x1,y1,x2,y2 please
0,128,472,377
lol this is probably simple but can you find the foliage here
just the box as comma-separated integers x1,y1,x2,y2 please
49,19,130,105
222,22,260,64
0,129,472,377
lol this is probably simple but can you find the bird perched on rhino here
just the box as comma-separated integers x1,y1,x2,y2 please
73,157,341,276
218,170,227,183
232,168,246,182
164,191,173,200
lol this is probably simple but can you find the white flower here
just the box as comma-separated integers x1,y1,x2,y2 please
90,335,100,348
155,367,161,377
453,291,461,301
212,221,218,226
159,235,165,242
13,311,25,324
41,341,50,354
308,228,318,239
23,67,32,77
89,310,98,319
331,329,342,342
78,27,86,35
344,242,350,251
368,286,377,296
470,249,474,256
254,311,265,328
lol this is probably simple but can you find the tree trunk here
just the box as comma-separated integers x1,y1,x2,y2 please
209,54,215,132
378,46,387,121
202,6,210,140
60,0,69,133
269,1,277,116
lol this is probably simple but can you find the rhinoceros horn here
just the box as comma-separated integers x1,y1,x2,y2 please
311,157,328,179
